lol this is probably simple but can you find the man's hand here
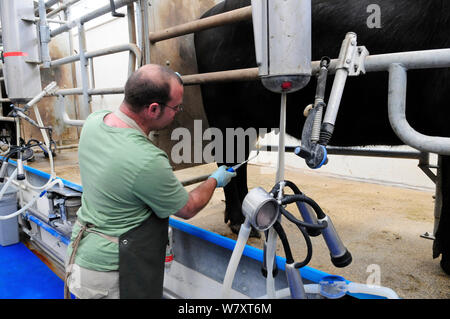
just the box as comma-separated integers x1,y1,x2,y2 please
208,165,237,188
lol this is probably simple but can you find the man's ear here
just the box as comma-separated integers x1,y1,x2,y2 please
147,102,162,119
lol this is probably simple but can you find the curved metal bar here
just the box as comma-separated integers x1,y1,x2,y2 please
388,63,450,155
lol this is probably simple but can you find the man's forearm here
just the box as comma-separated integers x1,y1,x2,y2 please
175,177,217,219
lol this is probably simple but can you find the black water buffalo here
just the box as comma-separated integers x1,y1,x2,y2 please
194,0,450,274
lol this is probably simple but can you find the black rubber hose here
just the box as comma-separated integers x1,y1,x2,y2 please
273,217,313,269
292,218,313,269
270,180,325,219
270,180,302,196
284,180,303,195
281,193,327,219
280,206,327,230
272,221,294,264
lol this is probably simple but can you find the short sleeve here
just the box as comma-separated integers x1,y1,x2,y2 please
133,152,189,218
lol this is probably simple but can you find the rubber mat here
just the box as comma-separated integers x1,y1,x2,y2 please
0,242,64,299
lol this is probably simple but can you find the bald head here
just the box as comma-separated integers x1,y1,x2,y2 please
123,64,182,113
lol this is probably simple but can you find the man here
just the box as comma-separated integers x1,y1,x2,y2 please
65,64,236,299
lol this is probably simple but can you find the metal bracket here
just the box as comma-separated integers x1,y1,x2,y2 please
420,232,435,240
350,46,369,76
335,32,369,76
109,0,125,17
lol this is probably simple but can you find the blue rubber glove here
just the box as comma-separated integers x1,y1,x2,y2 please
209,165,237,188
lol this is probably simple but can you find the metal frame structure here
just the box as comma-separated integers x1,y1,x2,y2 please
0,0,448,299
0,0,446,250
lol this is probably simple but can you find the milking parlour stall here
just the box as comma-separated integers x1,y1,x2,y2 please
0,0,449,309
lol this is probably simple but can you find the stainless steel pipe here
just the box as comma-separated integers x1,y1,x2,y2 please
388,63,450,155
50,0,137,37
149,6,252,43
182,48,450,86
50,43,141,77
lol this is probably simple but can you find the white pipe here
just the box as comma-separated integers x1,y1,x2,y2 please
265,227,277,298
0,193,40,221
322,69,348,126
62,112,85,126
275,93,287,183
0,168,18,201
267,93,287,297
221,219,252,298
56,95,85,127
23,144,57,191
388,63,450,155
23,82,58,112
23,105,57,191
33,104,51,153
0,179,62,221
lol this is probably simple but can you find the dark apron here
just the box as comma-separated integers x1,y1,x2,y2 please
118,213,168,299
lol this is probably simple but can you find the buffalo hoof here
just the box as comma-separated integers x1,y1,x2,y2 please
441,255,450,275
229,223,261,238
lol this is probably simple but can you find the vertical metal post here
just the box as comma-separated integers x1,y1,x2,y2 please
127,3,138,72
64,4,81,137
77,23,91,120
89,58,96,90
38,0,51,68
418,152,437,184
140,0,150,64
135,0,143,53
15,118,21,147
275,93,287,183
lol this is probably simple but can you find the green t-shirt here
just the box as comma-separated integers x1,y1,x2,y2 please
67,110,188,271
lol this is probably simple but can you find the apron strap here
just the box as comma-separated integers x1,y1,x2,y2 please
64,222,87,299
64,220,119,299
77,220,119,244
113,108,150,140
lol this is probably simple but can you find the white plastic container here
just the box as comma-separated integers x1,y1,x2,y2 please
0,184,19,246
